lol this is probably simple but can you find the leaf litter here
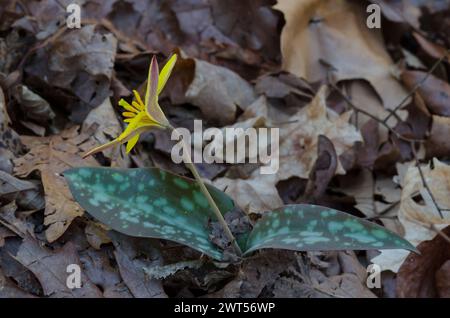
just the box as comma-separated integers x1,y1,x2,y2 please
1,0,450,298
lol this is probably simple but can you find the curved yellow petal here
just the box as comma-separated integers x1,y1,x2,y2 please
157,54,177,95
126,134,140,153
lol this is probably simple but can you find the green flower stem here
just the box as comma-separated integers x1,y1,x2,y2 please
169,126,242,257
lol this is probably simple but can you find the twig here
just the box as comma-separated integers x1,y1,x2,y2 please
411,147,444,218
383,53,448,124
329,82,423,143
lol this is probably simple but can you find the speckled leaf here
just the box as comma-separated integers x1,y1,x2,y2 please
65,167,235,260
244,204,416,255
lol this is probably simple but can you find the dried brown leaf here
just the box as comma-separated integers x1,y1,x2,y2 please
13,126,99,242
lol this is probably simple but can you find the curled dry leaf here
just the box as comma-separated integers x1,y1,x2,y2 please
0,170,45,210
372,159,450,272
13,126,99,242
396,226,450,298
0,201,35,239
401,70,450,117
275,0,408,109
170,54,256,125
16,85,55,125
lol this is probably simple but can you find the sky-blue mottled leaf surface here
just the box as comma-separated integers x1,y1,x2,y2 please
65,167,234,260
244,204,416,255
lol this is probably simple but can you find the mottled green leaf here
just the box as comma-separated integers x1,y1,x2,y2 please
244,204,416,255
65,167,235,260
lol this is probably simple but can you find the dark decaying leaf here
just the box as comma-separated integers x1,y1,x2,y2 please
0,268,36,298
0,201,35,239
14,238,102,298
0,170,45,210
401,70,450,117
244,204,416,255
79,247,133,298
111,234,167,298
15,85,55,125
65,167,235,260
396,226,450,298
25,25,117,122
303,135,338,201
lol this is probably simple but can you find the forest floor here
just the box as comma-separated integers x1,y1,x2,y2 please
1,0,450,298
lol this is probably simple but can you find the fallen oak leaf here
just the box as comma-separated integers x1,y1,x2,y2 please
13,126,99,242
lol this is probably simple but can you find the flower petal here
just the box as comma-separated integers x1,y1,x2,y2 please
126,134,140,153
145,56,169,127
157,54,177,95
145,56,159,111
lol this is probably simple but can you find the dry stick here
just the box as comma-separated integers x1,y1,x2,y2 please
169,126,243,257
411,146,444,218
331,83,445,219
383,52,448,124
329,83,423,143
327,56,450,244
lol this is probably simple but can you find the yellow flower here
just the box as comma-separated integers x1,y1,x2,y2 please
83,54,177,157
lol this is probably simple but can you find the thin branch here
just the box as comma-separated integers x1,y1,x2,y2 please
411,147,444,218
329,82,424,143
383,53,448,124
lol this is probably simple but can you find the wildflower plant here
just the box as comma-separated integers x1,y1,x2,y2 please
65,54,416,262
